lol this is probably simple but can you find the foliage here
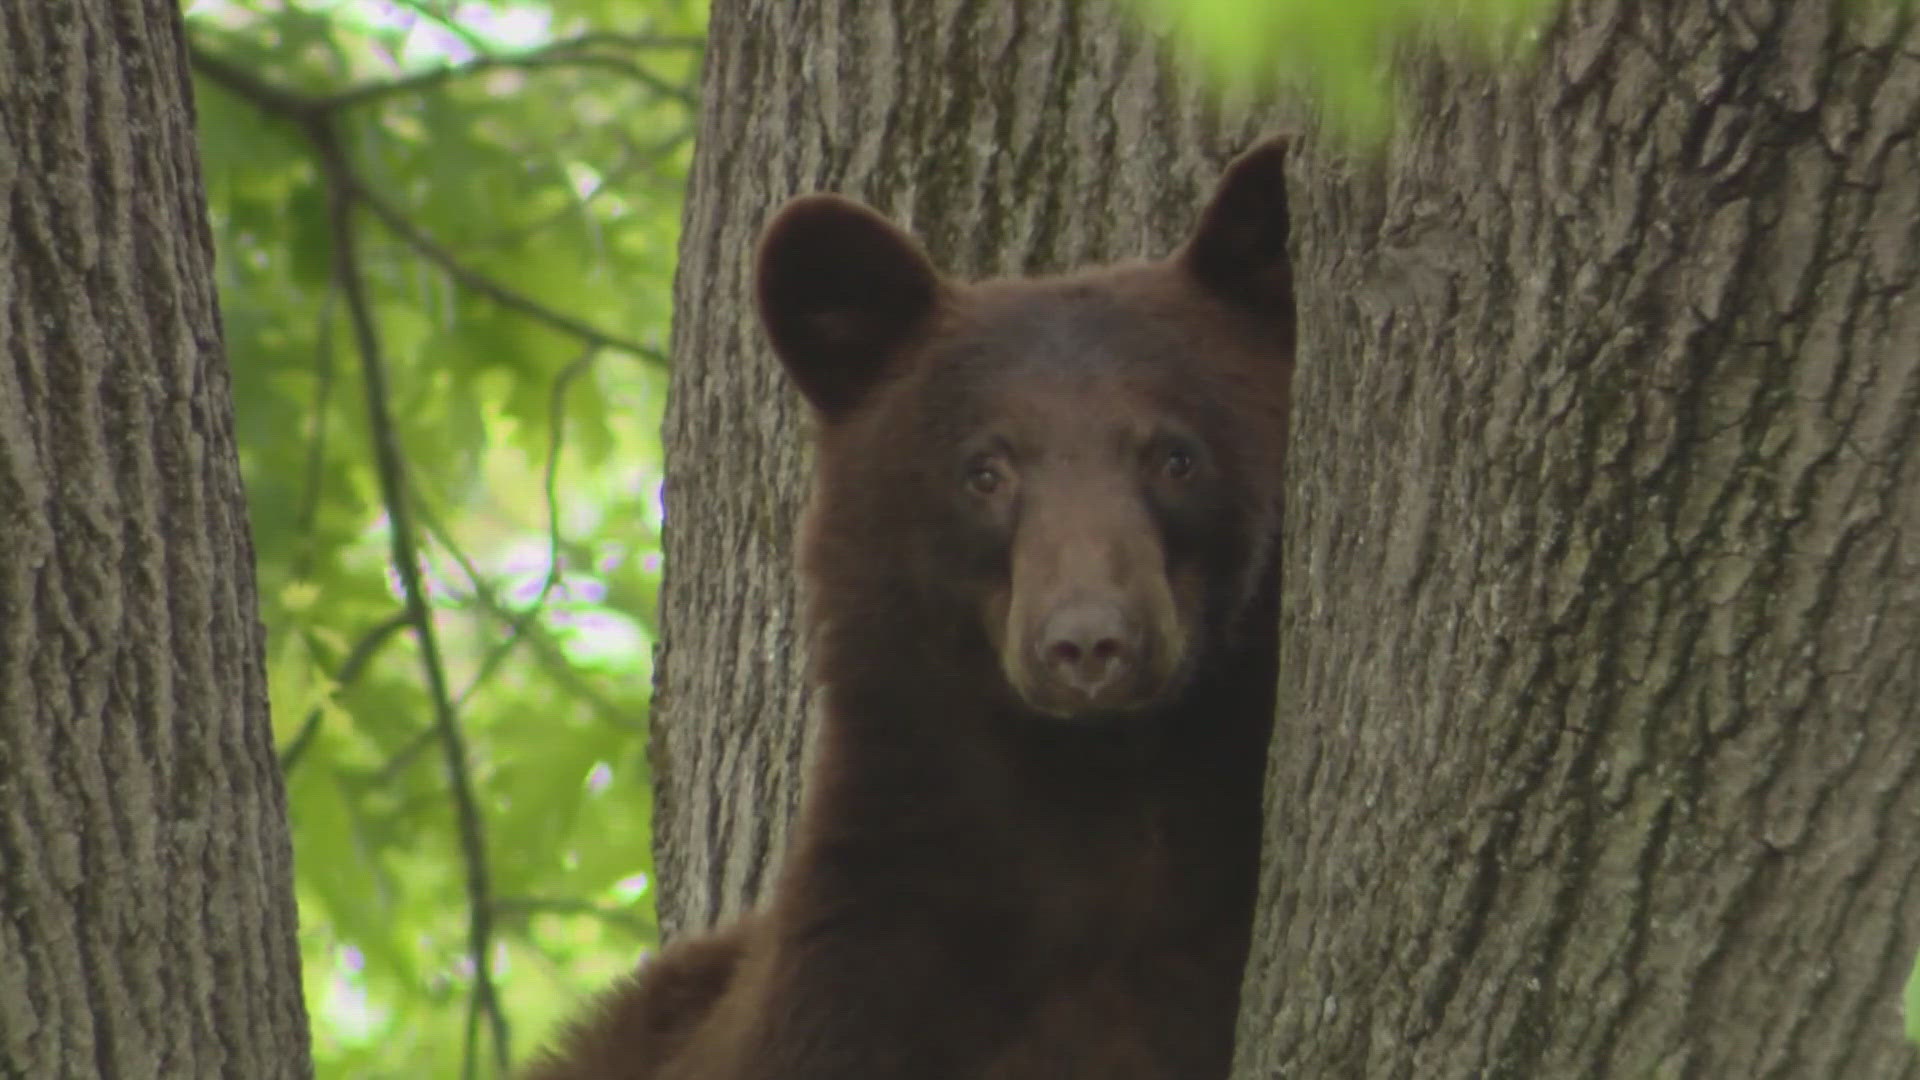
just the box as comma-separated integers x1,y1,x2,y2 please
183,0,703,1075
1129,0,1558,137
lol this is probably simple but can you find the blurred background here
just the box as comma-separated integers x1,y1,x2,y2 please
184,2,700,1073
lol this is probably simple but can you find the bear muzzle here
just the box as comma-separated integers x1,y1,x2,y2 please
1007,589,1186,721
1036,599,1145,708
995,472,1192,722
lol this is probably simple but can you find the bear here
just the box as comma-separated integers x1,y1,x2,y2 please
522,135,1295,1080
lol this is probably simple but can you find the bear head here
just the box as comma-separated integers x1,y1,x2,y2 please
755,138,1293,727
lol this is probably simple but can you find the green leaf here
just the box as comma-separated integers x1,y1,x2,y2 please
1907,951,1920,1044
1128,0,1559,139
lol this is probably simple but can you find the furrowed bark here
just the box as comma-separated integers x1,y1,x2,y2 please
1239,3,1920,1076
0,1,311,1076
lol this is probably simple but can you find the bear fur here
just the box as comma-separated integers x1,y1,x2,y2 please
523,137,1295,1080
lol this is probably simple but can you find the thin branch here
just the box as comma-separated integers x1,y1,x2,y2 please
491,895,656,938
483,126,695,248
188,41,670,366
486,598,648,734
350,497,649,821
413,502,643,737
278,611,412,774
370,724,439,789
316,117,510,1079
386,0,493,55
319,32,703,112
536,30,705,52
345,174,668,365
292,285,337,582
534,52,696,109
447,345,599,710
542,349,599,589
188,42,325,121
398,494,544,712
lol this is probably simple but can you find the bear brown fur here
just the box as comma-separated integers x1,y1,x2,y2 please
522,136,1295,1080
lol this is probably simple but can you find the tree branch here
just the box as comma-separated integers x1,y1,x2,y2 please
187,40,670,367
319,33,702,112
492,895,656,938
412,501,643,738
445,345,600,711
187,41,325,122
292,285,338,582
385,0,493,56
343,174,668,365
482,126,695,247
278,611,412,774
316,116,510,1080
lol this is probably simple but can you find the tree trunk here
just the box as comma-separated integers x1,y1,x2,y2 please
651,0,1920,1075
0,3,311,1078
1237,3,1920,1077
649,0,1249,938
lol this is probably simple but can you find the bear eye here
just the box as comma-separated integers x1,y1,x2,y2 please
1161,443,1196,481
965,459,1005,496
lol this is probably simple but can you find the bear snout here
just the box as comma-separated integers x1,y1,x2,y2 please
997,481,1192,721
1037,599,1143,706
1007,585,1186,721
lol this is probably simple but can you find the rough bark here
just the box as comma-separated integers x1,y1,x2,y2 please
649,0,1250,938
1237,2,1920,1077
0,2,311,1078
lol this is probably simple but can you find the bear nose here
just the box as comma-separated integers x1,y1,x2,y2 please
1039,601,1137,701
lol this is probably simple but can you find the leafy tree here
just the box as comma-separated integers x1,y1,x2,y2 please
652,0,1920,1076
183,0,701,1075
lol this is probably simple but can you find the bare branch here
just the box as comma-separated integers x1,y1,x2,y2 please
187,42,324,122
447,345,601,710
492,895,656,938
369,724,439,790
412,501,644,737
345,174,669,366
188,40,669,367
292,286,338,582
484,126,695,247
278,611,412,774
316,117,510,1079
385,0,492,55
319,33,703,112
540,30,705,52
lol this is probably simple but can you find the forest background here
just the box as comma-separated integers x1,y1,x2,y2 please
171,0,1919,1076
185,0,697,1073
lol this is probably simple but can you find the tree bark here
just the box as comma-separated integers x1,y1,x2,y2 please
649,0,1250,938
651,0,1920,1076
1237,2,1920,1077
0,3,311,1078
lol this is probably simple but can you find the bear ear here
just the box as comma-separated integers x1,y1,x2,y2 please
755,194,942,420
1179,137,1295,351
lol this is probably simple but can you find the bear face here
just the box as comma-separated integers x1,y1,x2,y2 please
756,140,1294,728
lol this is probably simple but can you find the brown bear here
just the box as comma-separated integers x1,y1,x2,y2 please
523,136,1295,1080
